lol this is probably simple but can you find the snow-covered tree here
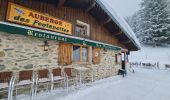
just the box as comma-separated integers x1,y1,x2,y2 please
141,0,170,46
127,0,170,46
126,10,144,44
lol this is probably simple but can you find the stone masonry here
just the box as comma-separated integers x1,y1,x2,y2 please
0,31,121,81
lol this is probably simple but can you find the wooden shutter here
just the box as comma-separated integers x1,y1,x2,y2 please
58,42,72,65
115,53,121,64
92,48,101,64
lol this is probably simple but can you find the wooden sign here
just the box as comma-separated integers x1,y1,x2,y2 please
6,2,72,35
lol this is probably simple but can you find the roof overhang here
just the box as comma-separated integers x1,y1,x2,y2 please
24,0,141,51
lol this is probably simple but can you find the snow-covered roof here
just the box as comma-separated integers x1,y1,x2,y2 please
96,0,141,50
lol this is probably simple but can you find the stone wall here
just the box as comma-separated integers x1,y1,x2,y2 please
0,32,59,72
0,32,121,80
91,49,121,80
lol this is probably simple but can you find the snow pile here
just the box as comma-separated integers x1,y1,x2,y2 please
96,0,141,49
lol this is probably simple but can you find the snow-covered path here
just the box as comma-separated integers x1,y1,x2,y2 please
20,68,170,100
69,68,170,100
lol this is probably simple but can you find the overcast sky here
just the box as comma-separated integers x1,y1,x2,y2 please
108,0,142,17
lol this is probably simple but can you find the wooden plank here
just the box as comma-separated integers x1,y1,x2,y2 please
80,46,82,63
57,0,66,8
0,0,7,21
38,69,48,78
19,70,32,81
92,48,101,64
86,1,95,12
0,0,2,20
0,71,12,83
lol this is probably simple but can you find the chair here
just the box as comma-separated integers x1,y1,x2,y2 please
64,68,77,87
38,69,50,83
16,70,33,86
51,68,66,91
64,68,73,77
52,68,65,81
0,71,12,91
15,70,33,97
0,71,13,99
34,69,50,95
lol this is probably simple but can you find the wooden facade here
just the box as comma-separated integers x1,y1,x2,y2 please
0,0,127,49
0,1,136,98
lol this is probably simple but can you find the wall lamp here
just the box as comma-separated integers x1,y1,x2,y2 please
44,40,49,51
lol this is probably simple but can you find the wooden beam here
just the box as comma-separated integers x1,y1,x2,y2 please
102,17,111,25
121,40,131,44
122,49,128,52
56,0,66,8
86,1,96,12
114,31,123,36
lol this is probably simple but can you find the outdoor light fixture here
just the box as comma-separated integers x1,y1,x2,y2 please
44,40,49,51
104,48,107,52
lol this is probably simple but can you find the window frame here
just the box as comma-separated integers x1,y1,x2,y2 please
75,20,90,36
72,44,91,64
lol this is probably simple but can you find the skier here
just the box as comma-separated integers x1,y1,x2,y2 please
157,61,159,69
122,69,127,78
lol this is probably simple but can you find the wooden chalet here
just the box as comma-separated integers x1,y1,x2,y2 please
0,0,140,99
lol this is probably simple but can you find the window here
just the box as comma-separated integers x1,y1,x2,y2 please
58,43,91,64
75,20,90,38
75,25,87,35
82,47,88,62
73,45,90,63
73,46,80,62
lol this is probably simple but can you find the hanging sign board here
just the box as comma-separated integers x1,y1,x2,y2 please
6,2,72,35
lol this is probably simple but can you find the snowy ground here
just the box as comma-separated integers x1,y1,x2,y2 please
14,46,170,100
17,68,170,100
